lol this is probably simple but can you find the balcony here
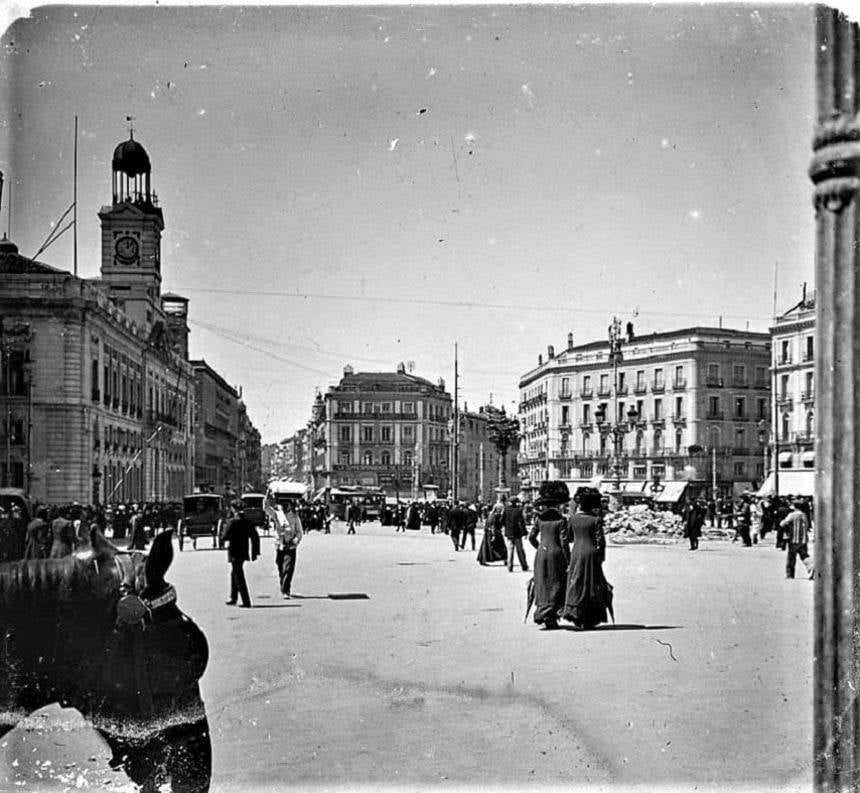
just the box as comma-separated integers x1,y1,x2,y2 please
778,355,793,366
776,394,793,408
579,388,593,399
672,378,687,390
672,414,687,424
616,385,629,396
559,391,572,401
705,377,724,387
731,447,751,456
802,352,814,363
705,411,725,420
801,390,815,403
754,380,770,390
731,379,750,389
793,430,815,444
597,387,612,397
633,384,647,394
651,417,666,428
651,382,666,394
579,421,593,430
732,414,750,422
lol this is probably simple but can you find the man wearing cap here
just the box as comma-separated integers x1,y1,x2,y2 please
222,499,261,608
275,500,303,599
780,499,813,579
502,496,529,572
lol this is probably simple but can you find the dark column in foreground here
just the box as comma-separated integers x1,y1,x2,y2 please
810,6,860,791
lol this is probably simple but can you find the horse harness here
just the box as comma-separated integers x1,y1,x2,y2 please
104,551,178,716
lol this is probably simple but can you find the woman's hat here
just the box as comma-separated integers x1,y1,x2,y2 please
533,480,570,507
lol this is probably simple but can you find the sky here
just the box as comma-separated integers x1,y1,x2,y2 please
0,3,816,444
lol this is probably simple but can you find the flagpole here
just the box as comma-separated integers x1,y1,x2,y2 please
73,115,78,276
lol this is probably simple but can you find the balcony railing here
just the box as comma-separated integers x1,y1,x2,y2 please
633,384,647,394
705,377,724,387
559,391,572,401
579,388,594,398
672,378,687,390
732,379,750,389
616,385,629,396
801,390,815,402
651,382,666,393
793,430,815,443
776,394,793,406
672,414,687,423
706,411,725,420
597,387,612,397
579,420,593,429
651,417,666,427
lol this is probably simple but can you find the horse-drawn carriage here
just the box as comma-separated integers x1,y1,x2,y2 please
176,493,225,551
240,492,270,535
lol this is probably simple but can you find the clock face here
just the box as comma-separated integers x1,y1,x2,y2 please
115,236,139,264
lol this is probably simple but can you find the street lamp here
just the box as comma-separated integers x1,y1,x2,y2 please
595,317,639,491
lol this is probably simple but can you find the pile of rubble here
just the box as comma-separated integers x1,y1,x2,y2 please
605,505,685,545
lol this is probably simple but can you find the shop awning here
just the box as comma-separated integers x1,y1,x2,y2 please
654,481,688,503
756,470,815,497
778,451,794,464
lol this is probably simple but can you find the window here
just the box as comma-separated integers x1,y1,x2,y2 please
806,411,814,436
402,425,413,440
403,401,414,414
561,406,570,425
633,465,647,480
582,375,591,392
362,426,374,442
781,413,790,441
653,399,663,420
733,462,746,476
618,372,626,391
735,397,746,419
91,358,100,402
675,428,683,452
381,451,391,466
674,365,684,386
403,451,413,467
755,366,767,387
636,399,644,418
653,368,664,388
381,426,392,442
733,364,746,384
339,450,351,465
560,377,570,398
582,404,591,423
806,336,814,361
707,363,721,385
781,340,791,364
653,429,663,452
780,374,790,398
675,396,684,419
340,401,353,414
635,431,643,454
636,370,645,389
708,396,720,418
599,373,610,393
382,402,391,413
757,398,767,419
363,451,373,465
340,425,352,442
804,372,814,397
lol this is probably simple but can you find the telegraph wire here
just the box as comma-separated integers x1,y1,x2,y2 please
174,284,773,324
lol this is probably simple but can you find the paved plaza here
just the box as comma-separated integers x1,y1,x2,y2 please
160,521,814,793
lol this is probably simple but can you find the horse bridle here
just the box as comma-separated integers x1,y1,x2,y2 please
110,551,177,629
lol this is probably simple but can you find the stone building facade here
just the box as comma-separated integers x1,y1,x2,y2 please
518,327,772,495
456,404,519,503
190,359,239,494
0,133,195,503
323,364,452,497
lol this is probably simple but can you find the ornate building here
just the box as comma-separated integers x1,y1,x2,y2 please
766,287,815,494
0,134,195,503
518,327,772,497
322,364,452,497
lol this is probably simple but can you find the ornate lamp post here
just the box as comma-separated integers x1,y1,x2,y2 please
595,317,639,491
486,406,520,489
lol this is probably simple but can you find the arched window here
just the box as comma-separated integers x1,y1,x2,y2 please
403,451,413,467
363,451,373,466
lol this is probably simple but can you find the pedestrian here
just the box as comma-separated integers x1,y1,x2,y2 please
562,486,613,630
24,507,52,560
405,501,421,532
127,506,148,550
275,500,303,599
222,499,261,608
684,498,705,550
774,497,791,550
527,481,572,630
346,500,360,535
49,508,76,558
503,496,529,571
476,501,507,566
426,501,439,535
751,496,763,545
736,494,753,547
781,499,813,579
460,503,478,551
447,501,465,551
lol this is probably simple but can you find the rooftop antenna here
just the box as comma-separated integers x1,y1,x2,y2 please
773,260,779,318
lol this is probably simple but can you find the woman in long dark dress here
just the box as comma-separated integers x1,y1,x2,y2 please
562,488,613,629
477,503,507,565
527,481,571,630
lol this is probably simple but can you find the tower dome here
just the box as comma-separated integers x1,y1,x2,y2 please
111,132,154,206
112,134,151,176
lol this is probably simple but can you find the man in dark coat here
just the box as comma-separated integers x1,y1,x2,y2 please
222,500,260,608
460,504,478,551
502,497,529,571
684,499,706,550
346,501,361,535
447,502,465,551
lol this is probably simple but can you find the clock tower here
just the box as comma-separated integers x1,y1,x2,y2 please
98,132,165,331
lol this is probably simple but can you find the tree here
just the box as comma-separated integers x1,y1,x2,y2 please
485,406,520,488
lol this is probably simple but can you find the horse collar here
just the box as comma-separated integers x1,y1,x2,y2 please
109,552,177,628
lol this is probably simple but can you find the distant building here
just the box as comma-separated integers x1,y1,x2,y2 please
456,404,519,503
323,363,452,497
190,359,239,493
518,327,772,500
766,287,816,495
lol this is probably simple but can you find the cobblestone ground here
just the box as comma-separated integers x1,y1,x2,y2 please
167,522,811,793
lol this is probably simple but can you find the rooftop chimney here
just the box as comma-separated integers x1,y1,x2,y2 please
567,332,574,350
344,364,354,376
396,361,406,374
538,354,543,366
547,345,555,359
